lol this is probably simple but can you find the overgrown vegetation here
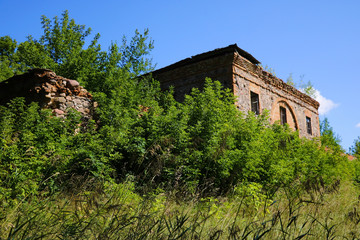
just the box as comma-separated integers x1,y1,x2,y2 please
286,73,316,98
1,11,360,239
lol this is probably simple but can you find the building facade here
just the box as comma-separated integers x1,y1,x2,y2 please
152,44,320,138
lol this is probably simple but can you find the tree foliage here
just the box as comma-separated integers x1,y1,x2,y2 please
351,137,360,156
286,73,316,98
0,10,153,86
0,79,351,203
320,117,343,151
0,98,110,205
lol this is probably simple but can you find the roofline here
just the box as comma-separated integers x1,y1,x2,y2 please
149,44,319,110
152,44,260,75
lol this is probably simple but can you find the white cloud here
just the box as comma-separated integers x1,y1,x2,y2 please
314,89,339,115
356,123,360,128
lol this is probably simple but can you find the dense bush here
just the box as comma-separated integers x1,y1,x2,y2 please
0,98,112,205
0,79,353,204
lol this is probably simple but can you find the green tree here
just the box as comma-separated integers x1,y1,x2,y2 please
320,118,343,151
0,10,154,86
0,10,157,202
300,80,316,98
0,10,98,80
0,36,19,81
286,73,316,98
0,98,113,204
286,73,296,87
350,137,360,156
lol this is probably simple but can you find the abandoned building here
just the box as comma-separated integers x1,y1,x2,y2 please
0,45,320,139
152,44,320,138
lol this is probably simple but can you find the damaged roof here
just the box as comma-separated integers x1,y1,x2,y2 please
153,44,260,74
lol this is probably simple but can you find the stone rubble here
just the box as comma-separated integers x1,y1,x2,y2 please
0,68,96,120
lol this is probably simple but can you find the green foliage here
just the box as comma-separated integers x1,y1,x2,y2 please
0,10,96,80
0,11,354,209
301,80,316,98
0,36,18,81
320,117,343,151
0,98,112,205
349,138,360,183
0,10,153,86
2,180,360,239
96,78,350,196
260,64,277,76
0,79,352,202
350,137,360,156
0,11,156,202
286,73,316,98
1,10,358,238
0,12,358,240
286,73,296,87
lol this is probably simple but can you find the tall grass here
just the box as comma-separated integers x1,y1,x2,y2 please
1,180,360,239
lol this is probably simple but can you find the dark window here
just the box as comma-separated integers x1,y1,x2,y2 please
250,92,259,115
306,116,312,135
280,106,287,125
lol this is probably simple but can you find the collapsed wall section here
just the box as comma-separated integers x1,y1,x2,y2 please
0,69,96,120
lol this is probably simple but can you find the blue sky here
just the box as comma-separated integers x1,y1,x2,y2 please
1,0,359,150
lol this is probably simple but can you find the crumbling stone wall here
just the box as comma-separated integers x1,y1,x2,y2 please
152,44,320,138
0,69,96,120
232,51,320,138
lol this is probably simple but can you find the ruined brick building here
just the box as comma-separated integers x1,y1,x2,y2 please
0,45,320,138
152,44,320,138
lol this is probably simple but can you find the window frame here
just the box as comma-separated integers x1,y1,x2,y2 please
306,116,312,135
280,106,287,125
250,91,260,115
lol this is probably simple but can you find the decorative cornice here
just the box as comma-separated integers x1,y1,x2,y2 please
233,52,320,110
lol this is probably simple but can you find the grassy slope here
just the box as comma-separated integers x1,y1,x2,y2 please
1,180,360,239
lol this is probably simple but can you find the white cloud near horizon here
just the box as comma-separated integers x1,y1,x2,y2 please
314,89,339,115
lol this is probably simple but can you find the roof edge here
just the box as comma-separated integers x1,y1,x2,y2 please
152,44,260,75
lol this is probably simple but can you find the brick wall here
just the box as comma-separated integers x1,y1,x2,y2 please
153,52,234,101
153,45,320,138
232,51,320,138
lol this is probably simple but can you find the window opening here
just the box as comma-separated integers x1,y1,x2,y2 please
250,91,260,115
280,106,287,125
306,116,312,135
